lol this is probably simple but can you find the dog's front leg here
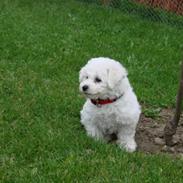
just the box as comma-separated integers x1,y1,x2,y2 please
117,124,137,152
85,124,104,140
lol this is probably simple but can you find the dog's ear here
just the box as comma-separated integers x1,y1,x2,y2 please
79,67,85,82
107,64,128,89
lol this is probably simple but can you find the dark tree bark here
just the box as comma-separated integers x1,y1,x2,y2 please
164,61,183,146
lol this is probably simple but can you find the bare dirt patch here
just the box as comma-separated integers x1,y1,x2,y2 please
136,109,183,155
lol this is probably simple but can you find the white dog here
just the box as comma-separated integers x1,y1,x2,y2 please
79,57,141,152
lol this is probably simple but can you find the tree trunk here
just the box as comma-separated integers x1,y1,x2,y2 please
164,61,183,146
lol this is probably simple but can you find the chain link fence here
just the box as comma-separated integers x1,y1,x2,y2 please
79,0,183,28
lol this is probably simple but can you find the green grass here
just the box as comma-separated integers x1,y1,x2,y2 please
0,0,183,182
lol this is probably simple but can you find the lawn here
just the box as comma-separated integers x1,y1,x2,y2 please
0,0,183,182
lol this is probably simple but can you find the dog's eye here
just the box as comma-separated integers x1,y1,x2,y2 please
85,76,88,79
95,77,102,83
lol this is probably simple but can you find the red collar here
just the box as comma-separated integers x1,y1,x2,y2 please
91,94,123,107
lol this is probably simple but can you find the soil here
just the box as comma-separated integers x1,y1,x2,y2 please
135,108,183,156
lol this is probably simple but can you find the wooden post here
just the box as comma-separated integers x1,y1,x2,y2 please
164,61,183,146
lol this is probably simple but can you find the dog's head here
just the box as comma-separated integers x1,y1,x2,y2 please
79,57,128,99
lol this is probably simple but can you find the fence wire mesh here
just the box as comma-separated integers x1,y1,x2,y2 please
79,0,183,28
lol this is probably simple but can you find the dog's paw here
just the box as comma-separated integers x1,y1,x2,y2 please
118,140,137,152
86,128,103,140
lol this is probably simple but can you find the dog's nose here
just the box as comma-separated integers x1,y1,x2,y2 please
82,85,88,91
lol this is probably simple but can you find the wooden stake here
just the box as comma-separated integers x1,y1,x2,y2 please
164,61,183,146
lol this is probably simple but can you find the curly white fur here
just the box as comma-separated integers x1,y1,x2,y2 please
79,57,141,152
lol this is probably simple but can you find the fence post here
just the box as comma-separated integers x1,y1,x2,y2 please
164,61,183,146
